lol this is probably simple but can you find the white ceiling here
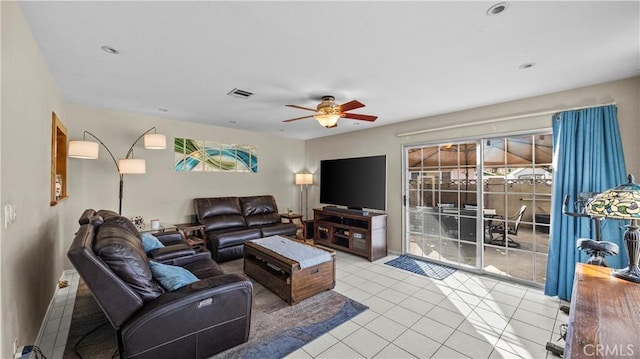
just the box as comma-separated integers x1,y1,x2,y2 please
18,1,640,140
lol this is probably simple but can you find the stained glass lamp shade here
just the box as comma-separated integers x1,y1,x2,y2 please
586,174,640,282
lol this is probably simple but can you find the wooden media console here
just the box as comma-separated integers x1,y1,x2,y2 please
313,208,387,261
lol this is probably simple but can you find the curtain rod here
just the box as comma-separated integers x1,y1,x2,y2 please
396,102,616,137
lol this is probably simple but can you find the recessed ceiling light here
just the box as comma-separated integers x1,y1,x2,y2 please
519,62,535,69
487,2,509,16
100,45,119,54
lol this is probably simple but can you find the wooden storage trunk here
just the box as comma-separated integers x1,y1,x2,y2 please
244,239,335,305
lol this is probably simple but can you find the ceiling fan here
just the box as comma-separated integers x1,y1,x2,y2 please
284,96,378,128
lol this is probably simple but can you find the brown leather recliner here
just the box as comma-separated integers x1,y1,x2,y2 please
68,209,253,359
194,195,297,262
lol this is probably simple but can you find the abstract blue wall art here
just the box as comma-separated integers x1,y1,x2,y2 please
174,138,258,173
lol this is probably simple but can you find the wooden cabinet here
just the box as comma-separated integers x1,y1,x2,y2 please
313,208,387,261
50,113,68,205
565,263,640,358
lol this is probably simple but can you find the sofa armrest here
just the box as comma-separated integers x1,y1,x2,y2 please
140,273,252,310
147,243,196,263
120,274,253,358
153,230,185,246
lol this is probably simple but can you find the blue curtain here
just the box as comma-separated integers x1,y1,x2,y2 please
544,104,627,300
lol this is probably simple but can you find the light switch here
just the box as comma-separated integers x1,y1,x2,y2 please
4,205,16,228
4,205,11,229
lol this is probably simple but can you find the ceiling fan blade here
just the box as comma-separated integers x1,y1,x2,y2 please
283,115,314,123
286,104,317,112
339,100,365,112
343,113,378,122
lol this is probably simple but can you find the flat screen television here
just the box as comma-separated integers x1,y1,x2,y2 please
320,155,386,211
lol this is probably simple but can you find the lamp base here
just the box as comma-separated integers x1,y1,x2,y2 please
613,220,640,283
613,265,640,283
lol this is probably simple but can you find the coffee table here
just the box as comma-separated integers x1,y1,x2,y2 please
244,235,335,305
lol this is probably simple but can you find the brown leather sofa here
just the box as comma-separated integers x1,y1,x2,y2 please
194,195,297,262
68,209,253,359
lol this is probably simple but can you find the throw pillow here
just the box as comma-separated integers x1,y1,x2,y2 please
148,261,199,291
141,232,164,253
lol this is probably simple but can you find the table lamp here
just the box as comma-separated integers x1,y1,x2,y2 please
585,174,640,283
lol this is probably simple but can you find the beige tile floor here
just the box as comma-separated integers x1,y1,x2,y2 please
38,251,568,358
408,225,550,285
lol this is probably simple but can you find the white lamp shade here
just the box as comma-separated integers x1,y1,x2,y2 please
119,158,146,174
295,173,313,185
68,140,99,159
143,133,167,149
314,114,340,128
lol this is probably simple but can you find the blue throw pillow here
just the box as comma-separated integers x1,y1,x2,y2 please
148,260,199,291
140,232,164,253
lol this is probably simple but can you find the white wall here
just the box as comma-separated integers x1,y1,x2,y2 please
306,77,640,254
1,2,66,357
62,103,306,265
1,2,4,353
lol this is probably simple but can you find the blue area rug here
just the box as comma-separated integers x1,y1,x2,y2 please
222,295,368,359
211,260,369,359
385,255,456,280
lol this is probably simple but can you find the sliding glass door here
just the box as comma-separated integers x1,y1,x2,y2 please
405,142,481,270
403,132,552,285
481,135,552,284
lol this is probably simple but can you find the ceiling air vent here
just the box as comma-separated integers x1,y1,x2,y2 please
227,88,254,99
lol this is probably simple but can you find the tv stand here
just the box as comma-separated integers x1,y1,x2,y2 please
313,208,387,261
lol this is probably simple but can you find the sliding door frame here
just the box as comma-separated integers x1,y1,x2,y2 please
402,128,553,284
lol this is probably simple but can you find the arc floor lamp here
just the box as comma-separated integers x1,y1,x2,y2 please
68,127,166,214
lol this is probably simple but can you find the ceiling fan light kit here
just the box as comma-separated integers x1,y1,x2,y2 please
285,95,378,128
314,113,341,128
316,96,339,112
314,96,342,127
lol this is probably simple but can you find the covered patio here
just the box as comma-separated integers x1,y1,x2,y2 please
405,135,553,285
